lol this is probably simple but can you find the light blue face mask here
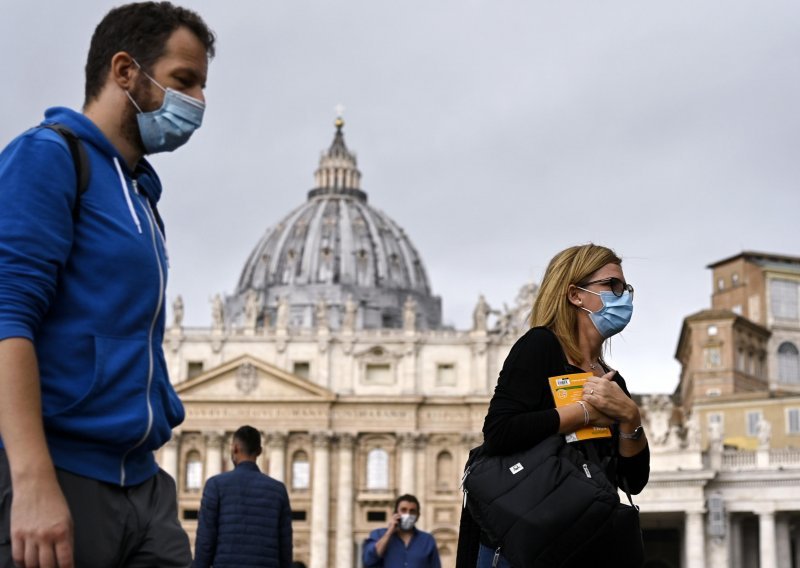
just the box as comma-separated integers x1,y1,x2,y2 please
125,61,205,154
577,288,633,338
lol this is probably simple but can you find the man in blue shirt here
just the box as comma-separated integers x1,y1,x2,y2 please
363,494,441,568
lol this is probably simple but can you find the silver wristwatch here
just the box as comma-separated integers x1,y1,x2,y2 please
619,425,644,441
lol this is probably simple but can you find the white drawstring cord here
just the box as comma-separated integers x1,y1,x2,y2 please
113,157,142,234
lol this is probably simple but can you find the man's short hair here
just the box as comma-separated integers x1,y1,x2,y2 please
394,494,420,513
84,1,216,105
233,425,262,456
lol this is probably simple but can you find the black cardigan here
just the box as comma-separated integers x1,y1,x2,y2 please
456,327,650,568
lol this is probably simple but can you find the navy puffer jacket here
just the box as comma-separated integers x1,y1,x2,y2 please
193,461,293,567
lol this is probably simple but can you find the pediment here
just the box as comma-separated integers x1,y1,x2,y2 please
175,355,335,402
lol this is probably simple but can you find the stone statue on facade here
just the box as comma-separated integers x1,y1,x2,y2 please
757,417,772,449
643,394,672,446
315,297,329,331
172,295,184,328
685,413,701,450
276,295,289,330
492,281,540,337
403,296,416,332
472,294,489,332
342,294,357,332
210,294,224,331
708,420,723,452
244,289,260,330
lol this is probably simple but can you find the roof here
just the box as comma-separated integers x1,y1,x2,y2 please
707,251,800,270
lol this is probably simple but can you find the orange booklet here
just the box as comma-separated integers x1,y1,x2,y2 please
548,372,612,443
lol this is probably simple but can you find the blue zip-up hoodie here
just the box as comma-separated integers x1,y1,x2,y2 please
0,107,184,486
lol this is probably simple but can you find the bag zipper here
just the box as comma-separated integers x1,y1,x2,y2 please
460,465,471,508
492,547,502,568
583,463,592,478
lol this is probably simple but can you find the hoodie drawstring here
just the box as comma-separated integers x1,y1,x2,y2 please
113,157,142,234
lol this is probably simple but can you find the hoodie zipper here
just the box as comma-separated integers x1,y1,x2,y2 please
118,177,164,486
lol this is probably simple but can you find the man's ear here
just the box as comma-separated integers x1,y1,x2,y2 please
110,52,139,91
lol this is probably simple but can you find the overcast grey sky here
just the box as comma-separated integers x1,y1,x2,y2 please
2,1,798,394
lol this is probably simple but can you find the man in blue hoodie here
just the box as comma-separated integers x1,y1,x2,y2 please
0,3,215,567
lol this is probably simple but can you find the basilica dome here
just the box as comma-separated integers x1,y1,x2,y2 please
226,118,442,330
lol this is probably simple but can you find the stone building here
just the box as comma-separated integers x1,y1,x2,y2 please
644,251,800,567
159,121,800,567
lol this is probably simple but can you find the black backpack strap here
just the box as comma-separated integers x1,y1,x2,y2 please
39,124,90,221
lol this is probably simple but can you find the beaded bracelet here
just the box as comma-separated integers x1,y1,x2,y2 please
575,400,590,427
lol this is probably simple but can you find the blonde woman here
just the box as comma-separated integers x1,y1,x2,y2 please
457,244,650,568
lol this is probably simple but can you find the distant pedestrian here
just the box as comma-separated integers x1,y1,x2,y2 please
363,494,441,568
193,425,293,568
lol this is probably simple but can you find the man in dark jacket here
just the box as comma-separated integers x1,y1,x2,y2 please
194,425,293,568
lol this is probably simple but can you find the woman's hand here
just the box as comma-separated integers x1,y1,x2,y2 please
582,372,639,424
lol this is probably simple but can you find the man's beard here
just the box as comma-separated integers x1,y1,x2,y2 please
123,76,160,156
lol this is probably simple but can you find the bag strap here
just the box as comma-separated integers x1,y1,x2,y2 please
40,124,90,221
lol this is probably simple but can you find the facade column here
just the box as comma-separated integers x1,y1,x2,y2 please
776,514,791,568
415,435,428,521
266,431,288,482
161,431,180,481
398,433,416,496
685,510,706,568
335,433,356,568
310,431,332,568
758,510,777,568
204,431,225,481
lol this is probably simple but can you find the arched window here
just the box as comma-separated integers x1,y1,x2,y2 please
366,448,389,490
436,450,454,490
291,450,310,490
185,450,203,491
778,342,800,384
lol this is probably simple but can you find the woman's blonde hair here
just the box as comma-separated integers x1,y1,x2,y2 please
530,244,622,365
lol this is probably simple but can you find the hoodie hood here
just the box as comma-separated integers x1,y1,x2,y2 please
43,106,162,204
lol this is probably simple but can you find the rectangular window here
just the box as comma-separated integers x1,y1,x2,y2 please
182,509,199,521
187,361,204,379
788,409,800,434
736,349,745,372
770,279,799,321
364,363,393,385
292,461,310,490
293,361,310,379
186,460,203,490
291,510,307,521
367,511,387,522
704,347,722,369
746,411,762,436
436,363,456,386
